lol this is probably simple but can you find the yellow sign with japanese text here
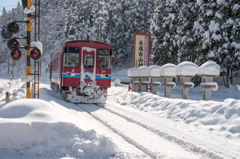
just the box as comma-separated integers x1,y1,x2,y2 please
133,33,150,67
134,35,145,67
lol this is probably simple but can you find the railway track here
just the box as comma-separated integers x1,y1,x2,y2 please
76,103,217,159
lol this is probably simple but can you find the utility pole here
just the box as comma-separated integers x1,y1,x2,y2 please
33,0,41,99
26,0,32,99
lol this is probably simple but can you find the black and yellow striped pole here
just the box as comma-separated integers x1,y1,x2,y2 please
26,0,31,98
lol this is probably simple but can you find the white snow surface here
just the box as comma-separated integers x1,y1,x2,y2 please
160,63,177,77
24,6,36,14
0,99,116,159
31,41,43,54
148,65,161,77
138,66,148,77
127,67,139,77
0,79,21,100
176,61,199,76
197,60,220,76
200,82,218,91
0,69,240,158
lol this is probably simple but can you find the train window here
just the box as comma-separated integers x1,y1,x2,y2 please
98,49,112,69
84,54,93,68
64,47,79,68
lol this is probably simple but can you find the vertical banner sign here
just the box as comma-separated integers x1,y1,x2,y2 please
133,29,151,67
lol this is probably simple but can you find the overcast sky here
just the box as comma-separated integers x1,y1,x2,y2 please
0,0,21,15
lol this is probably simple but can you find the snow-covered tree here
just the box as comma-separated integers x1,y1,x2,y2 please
208,0,240,87
150,0,180,65
176,0,200,63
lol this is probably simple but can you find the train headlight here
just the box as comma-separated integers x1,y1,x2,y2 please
66,72,75,77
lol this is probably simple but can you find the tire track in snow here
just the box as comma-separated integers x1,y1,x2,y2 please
77,104,200,159
76,104,153,159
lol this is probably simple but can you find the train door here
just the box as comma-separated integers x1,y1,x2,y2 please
81,47,96,83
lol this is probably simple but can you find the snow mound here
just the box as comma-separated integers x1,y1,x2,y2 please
114,79,121,86
160,63,177,77
0,99,116,158
176,61,199,76
148,65,161,77
108,86,240,139
197,60,220,76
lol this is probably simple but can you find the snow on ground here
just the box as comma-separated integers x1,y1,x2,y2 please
111,69,240,140
0,99,116,159
0,68,240,158
0,78,21,101
0,75,150,159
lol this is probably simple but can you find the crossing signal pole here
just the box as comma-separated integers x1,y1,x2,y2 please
1,0,42,99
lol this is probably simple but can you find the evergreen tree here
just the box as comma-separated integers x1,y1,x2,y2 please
150,0,180,65
209,0,240,87
176,0,199,63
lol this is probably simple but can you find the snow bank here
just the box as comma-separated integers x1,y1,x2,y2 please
108,86,240,140
0,99,116,158
176,61,199,76
160,63,177,77
197,60,220,76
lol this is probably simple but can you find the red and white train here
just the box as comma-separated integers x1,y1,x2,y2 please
49,40,113,103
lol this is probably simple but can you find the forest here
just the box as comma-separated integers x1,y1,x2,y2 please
0,0,239,87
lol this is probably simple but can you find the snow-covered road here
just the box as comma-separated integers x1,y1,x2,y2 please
78,103,200,159
1,75,240,159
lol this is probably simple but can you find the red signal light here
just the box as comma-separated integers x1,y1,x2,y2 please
30,47,41,60
32,51,38,57
11,50,22,60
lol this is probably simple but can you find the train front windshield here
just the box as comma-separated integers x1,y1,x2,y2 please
98,49,112,69
64,47,80,68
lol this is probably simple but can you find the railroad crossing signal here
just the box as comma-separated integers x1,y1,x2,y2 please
30,47,41,60
11,50,22,61
0,0,33,99
1,22,19,39
7,38,20,50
